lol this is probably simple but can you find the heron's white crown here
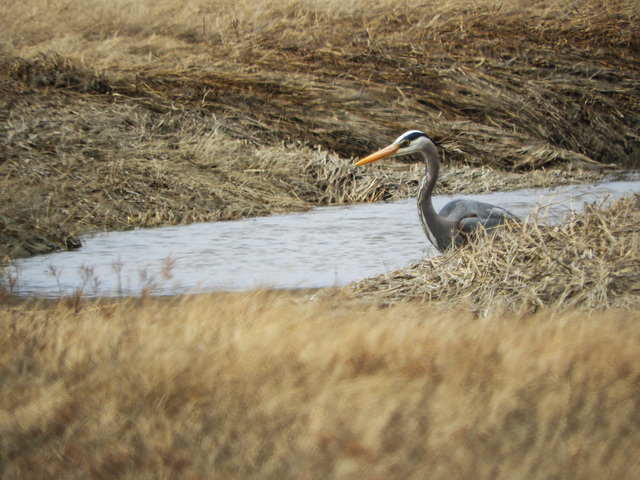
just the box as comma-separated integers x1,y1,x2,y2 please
393,130,428,144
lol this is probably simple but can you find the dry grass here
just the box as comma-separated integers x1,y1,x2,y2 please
2,0,638,164
353,194,640,313
2,3,640,476
1,290,640,479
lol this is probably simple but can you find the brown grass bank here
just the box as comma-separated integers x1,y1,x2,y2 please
1,0,638,258
2,291,640,479
353,194,640,314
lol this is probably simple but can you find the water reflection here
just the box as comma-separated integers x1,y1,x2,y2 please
5,177,640,297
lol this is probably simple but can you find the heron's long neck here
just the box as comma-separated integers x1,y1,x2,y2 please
418,150,438,213
416,144,453,251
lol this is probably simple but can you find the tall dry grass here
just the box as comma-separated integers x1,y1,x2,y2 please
2,291,640,479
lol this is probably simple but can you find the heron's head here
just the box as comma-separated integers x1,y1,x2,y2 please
354,130,433,166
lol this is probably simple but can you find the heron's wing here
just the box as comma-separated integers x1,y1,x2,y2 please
458,214,510,235
439,199,518,222
439,199,519,239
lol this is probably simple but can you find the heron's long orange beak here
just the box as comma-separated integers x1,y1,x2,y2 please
354,144,400,166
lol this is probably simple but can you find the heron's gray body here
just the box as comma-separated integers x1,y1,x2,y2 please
420,197,517,251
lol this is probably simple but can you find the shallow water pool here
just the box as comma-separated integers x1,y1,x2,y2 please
5,177,640,297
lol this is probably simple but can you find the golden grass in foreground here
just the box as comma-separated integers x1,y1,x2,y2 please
2,291,640,479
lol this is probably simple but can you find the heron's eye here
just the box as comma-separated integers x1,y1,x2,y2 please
401,140,411,147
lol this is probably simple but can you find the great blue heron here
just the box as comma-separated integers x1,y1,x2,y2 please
354,130,519,252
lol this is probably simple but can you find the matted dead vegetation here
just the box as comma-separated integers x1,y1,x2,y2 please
352,194,640,313
1,0,639,259
2,292,640,479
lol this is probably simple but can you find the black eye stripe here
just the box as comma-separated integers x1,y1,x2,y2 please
405,132,427,141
